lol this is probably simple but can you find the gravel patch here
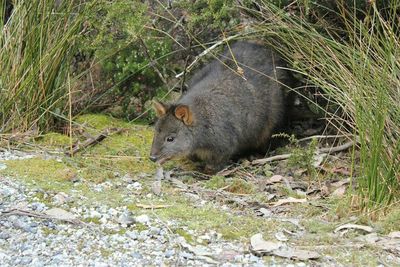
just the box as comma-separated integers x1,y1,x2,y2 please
0,161,271,266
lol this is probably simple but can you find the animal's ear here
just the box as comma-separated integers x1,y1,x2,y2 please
153,100,167,117
174,105,193,125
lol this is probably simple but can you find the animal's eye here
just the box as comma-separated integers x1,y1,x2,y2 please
166,136,175,142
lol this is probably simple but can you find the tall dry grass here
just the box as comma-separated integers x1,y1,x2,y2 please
242,0,399,210
0,0,91,132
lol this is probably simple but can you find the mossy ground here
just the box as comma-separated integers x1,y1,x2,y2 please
1,113,399,265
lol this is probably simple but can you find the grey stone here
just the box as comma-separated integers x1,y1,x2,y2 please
165,249,175,258
126,231,138,240
138,230,149,241
180,252,194,259
118,212,135,226
131,252,143,259
31,202,46,212
0,232,10,240
134,214,150,224
20,256,33,265
0,186,16,197
150,227,161,235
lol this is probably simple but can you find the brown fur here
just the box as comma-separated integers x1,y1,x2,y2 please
150,41,290,172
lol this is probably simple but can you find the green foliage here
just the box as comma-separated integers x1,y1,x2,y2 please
78,0,173,120
176,0,239,31
288,136,318,178
205,175,226,189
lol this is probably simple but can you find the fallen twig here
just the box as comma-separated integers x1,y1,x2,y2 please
0,208,85,225
297,134,350,142
65,128,124,157
252,140,356,165
251,153,292,165
136,204,172,209
318,140,355,154
172,170,211,180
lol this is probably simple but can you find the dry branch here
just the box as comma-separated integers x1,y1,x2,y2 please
0,208,84,225
252,140,356,165
175,34,241,78
65,127,124,157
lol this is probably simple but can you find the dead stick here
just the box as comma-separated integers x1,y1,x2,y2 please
139,37,168,85
0,209,84,225
298,134,350,142
175,33,242,78
65,128,124,157
252,153,292,165
318,140,355,154
252,140,356,165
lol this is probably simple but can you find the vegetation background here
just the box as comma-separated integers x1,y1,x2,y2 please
0,0,398,215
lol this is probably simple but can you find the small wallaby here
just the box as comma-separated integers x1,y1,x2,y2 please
150,41,289,172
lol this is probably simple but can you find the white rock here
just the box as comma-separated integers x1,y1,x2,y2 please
135,214,150,224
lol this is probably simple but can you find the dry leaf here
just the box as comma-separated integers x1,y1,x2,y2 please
331,167,351,176
334,223,374,233
267,175,284,184
275,231,289,242
237,66,244,76
136,204,171,209
312,153,326,167
273,248,320,260
154,167,164,180
388,231,400,239
250,234,319,261
151,180,162,196
45,208,77,221
257,208,272,217
250,233,283,253
169,178,188,190
294,168,307,176
331,178,351,187
272,197,307,207
331,185,346,197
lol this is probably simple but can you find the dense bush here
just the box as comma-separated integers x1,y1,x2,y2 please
73,0,241,121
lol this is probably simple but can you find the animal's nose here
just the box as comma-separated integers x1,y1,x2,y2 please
149,156,158,162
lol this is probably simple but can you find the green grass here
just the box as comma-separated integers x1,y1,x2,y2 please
0,0,93,132
242,1,400,212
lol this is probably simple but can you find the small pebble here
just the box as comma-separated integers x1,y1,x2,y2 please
134,214,150,224
131,252,143,259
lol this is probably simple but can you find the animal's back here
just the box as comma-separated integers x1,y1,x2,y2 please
180,41,286,155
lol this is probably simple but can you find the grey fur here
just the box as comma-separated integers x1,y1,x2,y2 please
150,41,289,172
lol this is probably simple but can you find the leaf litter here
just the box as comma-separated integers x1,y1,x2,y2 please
144,137,400,265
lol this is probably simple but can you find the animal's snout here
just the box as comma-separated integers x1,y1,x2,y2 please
149,155,158,162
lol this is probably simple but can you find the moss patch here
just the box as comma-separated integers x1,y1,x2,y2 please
1,113,398,266
174,228,195,244
0,158,79,192
74,113,133,131
36,132,71,147
375,206,400,234
154,195,278,241
204,176,226,189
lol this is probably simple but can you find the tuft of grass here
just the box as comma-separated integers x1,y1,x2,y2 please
288,137,318,179
204,175,227,189
243,1,400,211
0,1,94,132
